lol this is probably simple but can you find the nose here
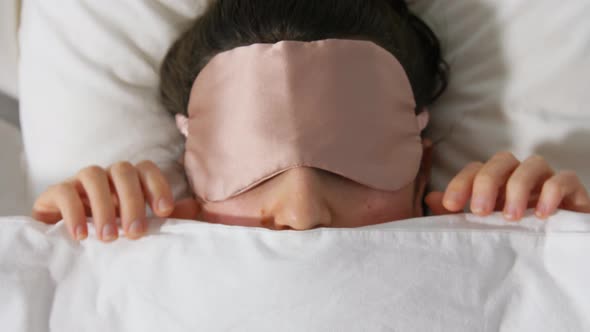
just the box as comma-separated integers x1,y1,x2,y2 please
267,167,333,230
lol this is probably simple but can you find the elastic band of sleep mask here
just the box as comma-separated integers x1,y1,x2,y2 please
177,110,430,138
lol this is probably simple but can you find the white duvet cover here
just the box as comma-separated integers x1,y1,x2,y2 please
2,210,589,332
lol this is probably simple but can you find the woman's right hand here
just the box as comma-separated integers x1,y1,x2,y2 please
32,160,201,242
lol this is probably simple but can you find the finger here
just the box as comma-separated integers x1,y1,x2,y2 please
470,152,520,216
32,176,81,223
168,198,201,220
536,171,590,218
494,185,544,210
492,185,544,210
77,166,118,242
108,162,146,240
504,155,554,221
442,162,484,212
32,183,88,241
135,160,175,217
424,192,462,216
32,192,64,224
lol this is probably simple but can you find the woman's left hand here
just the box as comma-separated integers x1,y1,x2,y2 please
425,152,590,220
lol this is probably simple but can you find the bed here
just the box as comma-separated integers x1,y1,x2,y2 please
2,0,590,331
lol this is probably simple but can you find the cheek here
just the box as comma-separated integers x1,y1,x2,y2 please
341,188,415,227
198,196,265,227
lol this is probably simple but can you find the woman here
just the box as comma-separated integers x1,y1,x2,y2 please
31,0,590,242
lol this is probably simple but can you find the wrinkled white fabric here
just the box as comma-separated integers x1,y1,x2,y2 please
1,210,589,331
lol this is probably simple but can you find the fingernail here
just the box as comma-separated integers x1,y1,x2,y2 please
158,197,173,213
504,204,519,220
536,203,548,218
471,196,489,214
102,223,117,241
75,224,86,241
444,191,462,208
129,220,145,236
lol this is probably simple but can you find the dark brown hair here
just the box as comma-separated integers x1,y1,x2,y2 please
160,0,449,117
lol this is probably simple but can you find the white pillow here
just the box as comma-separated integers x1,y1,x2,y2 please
19,0,590,201
410,1,590,190
19,0,207,199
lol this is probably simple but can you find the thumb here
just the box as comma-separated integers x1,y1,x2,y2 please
424,191,461,216
168,198,202,220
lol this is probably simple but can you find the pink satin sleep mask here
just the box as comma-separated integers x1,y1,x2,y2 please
176,39,429,202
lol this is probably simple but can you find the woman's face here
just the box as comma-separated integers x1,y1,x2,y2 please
194,140,433,230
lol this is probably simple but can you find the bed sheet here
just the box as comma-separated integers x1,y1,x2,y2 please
1,210,589,331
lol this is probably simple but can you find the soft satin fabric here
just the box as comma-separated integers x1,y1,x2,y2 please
181,39,426,202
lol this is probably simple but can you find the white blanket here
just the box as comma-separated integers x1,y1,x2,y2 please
1,210,589,331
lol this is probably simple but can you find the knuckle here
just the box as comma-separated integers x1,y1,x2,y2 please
493,151,517,162
467,161,484,169
138,163,167,186
77,165,104,179
543,176,559,188
135,160,156,169
525,154,546,165
46,183,60,193
559,169,579,181
110,161,136,176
